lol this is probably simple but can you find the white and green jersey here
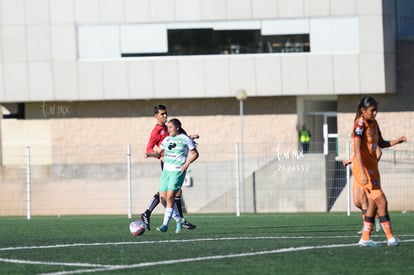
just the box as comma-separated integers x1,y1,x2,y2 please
160,134,196,172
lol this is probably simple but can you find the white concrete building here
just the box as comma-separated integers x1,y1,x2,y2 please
0,0,397,102
1,0,411,156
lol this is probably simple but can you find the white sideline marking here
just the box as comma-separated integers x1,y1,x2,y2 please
40,239,414,275
2,234,414,252
0,235,362,252
0,258,112,268
1,236,413,275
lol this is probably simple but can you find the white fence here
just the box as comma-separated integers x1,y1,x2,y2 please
0,141,413,218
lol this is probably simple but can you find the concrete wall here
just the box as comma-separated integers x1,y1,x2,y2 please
0,153,327,216
1,97,298,165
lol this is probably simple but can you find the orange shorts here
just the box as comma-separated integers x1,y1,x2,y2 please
352,168,383,200
363,186,383,200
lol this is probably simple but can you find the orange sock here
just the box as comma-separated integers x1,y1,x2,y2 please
362,216,374,241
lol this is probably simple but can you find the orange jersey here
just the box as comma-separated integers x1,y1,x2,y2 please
351,116,383,198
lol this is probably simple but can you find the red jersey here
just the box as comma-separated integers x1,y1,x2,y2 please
146,124,168,155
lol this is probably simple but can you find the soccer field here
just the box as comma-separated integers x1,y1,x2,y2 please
0,213,413,274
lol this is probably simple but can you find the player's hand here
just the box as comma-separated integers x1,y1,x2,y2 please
181,163,189,172
342,159,352,167
145,152,160,158
398,136,407,143
189,134,199,139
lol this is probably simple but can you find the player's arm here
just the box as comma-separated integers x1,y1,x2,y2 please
146,136,167,158
181,137,199,172
145,145,164,158
353,135,368,185
377,127,407,148
379,136,407,148
182,148,199,172
144,130,160,159
146,150,162,158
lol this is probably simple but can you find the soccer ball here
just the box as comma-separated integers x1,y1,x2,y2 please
129,220,146,236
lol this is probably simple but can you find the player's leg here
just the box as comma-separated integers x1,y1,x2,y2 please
353,182,367,234
175,189,197,230
155,173,169,232
142,160,165,229
140,192,160,231
375,193,399,246
359,187,379,247
171,203,183,233
157,172,184,233
157,190,170,232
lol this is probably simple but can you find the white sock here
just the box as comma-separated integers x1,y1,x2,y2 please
163,208,173,226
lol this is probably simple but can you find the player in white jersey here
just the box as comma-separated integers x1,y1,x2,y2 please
147,118,199,233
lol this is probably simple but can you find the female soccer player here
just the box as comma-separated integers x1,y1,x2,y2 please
141,105,197,231
149,118,199,233
351,96,407,247
343,146,382,234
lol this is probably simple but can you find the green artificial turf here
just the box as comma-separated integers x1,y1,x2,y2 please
0,212,413,274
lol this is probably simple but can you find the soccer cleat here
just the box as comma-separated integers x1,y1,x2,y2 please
140,212,151,231
357,228,363,234
175,220,182,234
157,225,168,233
375,219,382,232
359,238,380,247
387,236,400,247
182,220,197,230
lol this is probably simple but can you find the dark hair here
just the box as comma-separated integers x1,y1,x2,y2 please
168,118,188,136
354,96,378,121
153,104,167,115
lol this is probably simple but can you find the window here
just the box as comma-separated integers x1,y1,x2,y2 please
77,17,358,59
122,29,309,57
397,0,414,38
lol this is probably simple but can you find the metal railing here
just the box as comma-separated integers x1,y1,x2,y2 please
1,141,413,218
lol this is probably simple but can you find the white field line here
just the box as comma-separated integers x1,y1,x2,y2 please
0,235,373,252
0,236,413,275
0,258,112,268
2,234,414,252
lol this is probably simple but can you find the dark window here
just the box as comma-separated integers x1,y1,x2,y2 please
121,29,310,57
2,103,25,119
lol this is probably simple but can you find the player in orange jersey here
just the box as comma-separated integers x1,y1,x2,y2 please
343,145,382,233
351,96,407,247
